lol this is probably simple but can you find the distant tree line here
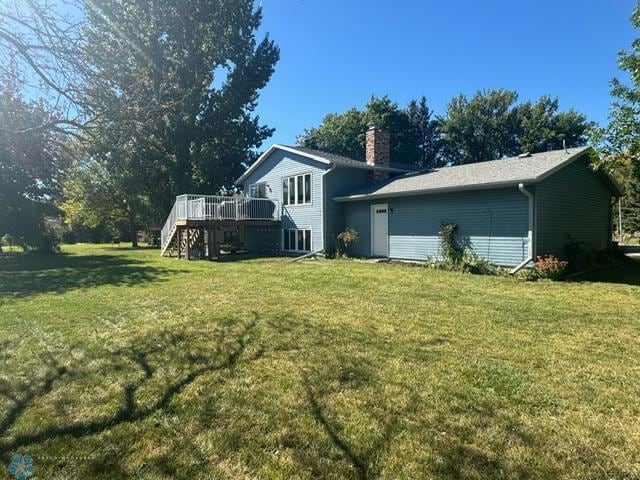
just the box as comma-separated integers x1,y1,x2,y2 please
299,90,592,169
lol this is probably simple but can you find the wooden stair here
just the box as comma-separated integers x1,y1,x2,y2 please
161,224,211,260
160,224,178,257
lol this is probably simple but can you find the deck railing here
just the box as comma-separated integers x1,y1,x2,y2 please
161,194,280,251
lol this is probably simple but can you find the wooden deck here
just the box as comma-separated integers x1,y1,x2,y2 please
161,195,280,259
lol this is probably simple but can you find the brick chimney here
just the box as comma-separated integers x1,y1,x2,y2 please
365,123,390,181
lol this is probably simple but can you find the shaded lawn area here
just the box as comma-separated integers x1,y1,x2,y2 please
0,245,639,479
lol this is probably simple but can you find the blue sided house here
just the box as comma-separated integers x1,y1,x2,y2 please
160,125,622,271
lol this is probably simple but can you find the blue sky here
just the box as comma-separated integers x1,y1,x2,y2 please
255,0,637,147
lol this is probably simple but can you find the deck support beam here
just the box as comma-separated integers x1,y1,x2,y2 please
186,226,190,260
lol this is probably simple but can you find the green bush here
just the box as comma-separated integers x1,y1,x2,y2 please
426,251,500,276
458,251,500,275
427,223,500,275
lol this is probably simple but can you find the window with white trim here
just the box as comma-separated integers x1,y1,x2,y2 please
282,173,311,205
283,228,311,252
249,182,267,198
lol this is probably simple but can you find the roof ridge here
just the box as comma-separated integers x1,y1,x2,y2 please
430,146,591,171
332,146,617,202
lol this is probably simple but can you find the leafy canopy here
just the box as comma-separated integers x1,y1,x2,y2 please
441,90,591,165
590,1,640,234
59,0,279,243
299,90,590,168
298,96,441,169
0,83,69,250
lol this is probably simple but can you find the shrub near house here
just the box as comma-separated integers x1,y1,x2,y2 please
534,255,569,280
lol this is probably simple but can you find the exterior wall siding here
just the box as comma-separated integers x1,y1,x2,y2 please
323,168,372,253
244,226,281,253
535,156,612,258
343,188,529,266
241,149,327,252
343,201,373,258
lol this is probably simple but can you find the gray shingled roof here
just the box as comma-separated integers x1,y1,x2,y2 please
334,146,621,201
284,146,417,172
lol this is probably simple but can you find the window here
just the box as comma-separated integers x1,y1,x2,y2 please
282,173,311,205
283,229,312,252
297,175,303,204
289,177,295,204
304,174,311,203
249,182,267,198
282,178,288,205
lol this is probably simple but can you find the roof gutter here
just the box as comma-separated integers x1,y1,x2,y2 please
510,183,535,274
333,179,536,202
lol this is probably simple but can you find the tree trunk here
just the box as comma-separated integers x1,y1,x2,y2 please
128,208,138,248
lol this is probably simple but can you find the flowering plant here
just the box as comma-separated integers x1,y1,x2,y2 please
534,255,569,280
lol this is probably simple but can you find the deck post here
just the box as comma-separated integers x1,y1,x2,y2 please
186,225,190,260
205,227,211,259
177,227,182,259
212,227,220,259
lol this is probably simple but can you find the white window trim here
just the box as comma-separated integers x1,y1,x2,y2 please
281,173,312,206
282,228,312,252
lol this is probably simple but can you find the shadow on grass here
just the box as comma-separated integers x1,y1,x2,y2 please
302,372,410,480
569,257,640,287
0,252,182,297
0,315,259,474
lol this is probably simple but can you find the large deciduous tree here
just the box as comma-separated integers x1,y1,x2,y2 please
68,0,280,242
299,95,440,168
517,96,590,154
1,0,280,246
80,0,279,197
441,90,590,165
0,82,69,251
591,1,640,235
406,97,441,169
441,89,521,165
300,91,589,170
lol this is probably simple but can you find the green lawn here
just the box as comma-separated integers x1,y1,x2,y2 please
1,245,639,479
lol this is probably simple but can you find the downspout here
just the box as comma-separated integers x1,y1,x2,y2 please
510,183,535,274
618,197,623,241
320,163,337,252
